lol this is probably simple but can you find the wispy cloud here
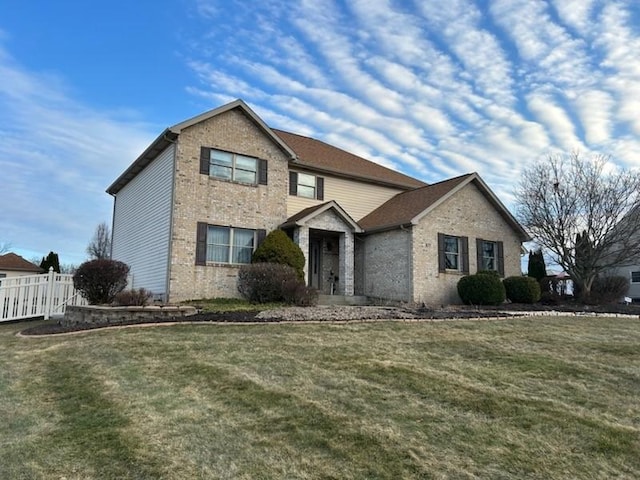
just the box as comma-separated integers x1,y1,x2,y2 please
0,39,155,264
186,0,640,207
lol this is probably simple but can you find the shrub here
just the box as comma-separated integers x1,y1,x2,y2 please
282,279,318,306
252,230,305,280
113,288,153,307
503,276,541,303
238,263,299,304
590,275,628,304
476,269,501,278
73,259,129,305
457,273,506,306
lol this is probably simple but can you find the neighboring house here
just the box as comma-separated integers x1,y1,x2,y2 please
608,261,640,302
600,208,640,302
108,99,529,304
0,253,43,281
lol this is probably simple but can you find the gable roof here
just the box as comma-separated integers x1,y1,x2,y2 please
107,99,296,195
281,201,363,232
359,173,530,241
273,129,426,190
0,253,43,273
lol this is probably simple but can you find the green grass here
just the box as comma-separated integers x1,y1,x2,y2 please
1,316,639,479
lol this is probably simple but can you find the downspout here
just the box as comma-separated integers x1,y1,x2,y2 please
164,135,178,304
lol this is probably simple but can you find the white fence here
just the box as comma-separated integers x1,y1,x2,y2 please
0,268,87,322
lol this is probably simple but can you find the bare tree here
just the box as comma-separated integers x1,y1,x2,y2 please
0,241,11,254
87,222,112,260
516,152,640,301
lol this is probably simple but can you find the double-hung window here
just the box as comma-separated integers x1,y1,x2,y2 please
631,271,640,283
438,233,469,273
476,238,504,276
196,223,265,265
289,171,324,200
444,236,461,270
200,147,267,185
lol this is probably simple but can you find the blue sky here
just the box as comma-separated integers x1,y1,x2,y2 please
2,0,640,266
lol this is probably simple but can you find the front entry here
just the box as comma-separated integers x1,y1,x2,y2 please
309,238,322,290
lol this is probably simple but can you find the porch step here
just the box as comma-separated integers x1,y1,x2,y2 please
317,295,370,306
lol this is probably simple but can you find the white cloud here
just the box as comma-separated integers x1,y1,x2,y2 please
0,42,155,264
526,92,584,151
550,0,596,35
184,0,640,210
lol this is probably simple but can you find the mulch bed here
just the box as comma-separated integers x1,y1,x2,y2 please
17,302,640,337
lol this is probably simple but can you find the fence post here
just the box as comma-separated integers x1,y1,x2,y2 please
44,267,55,320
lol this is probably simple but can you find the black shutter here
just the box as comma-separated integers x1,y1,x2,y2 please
438,233,446,273
195,222,208,265
497,241,504,277
461,236,469,274
258,159,268,185
316,176,324,200
200,147,210,175
289,171,298,195
476,238,483,272
256,229,267,247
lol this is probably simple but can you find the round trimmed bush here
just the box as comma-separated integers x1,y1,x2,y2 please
503,276,541,303
457,273,506,306
252,230,305,280
73,259,129,305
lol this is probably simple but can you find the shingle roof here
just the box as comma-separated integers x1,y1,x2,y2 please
359,174,473,231
272,129,427,190
358,173,529,241
281,201,362,232
0,253,43,273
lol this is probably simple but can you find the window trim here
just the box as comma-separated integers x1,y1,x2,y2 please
438,233,469,274
195,223,266,266
200,147,267,185
289,171,324,200
631,271,640,283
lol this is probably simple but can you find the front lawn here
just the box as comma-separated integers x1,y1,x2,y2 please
1,316,638,479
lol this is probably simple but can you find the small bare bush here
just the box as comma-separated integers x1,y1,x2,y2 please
238,263,314,305
113,288,153,306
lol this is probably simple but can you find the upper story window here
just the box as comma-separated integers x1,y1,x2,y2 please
289,171,324,200
200,147,267,185
631,271,640,283
438,233,469,273
476,238,505,276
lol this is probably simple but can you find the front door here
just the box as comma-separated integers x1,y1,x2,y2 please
309,239,322,289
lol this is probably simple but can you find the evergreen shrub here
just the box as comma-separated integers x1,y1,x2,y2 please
503,276,541,303
457,273,506,306
252,230,305,280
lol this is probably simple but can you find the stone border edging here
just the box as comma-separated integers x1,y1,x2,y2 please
14,309,638,338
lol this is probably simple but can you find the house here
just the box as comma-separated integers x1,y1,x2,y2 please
0,253,43,281
108,99,529,304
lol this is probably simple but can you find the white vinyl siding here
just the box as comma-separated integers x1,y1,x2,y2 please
287,172,404,221
111,144,175,297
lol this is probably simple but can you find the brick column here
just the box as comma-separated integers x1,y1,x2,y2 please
294,226,310,285
339,231,355,295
